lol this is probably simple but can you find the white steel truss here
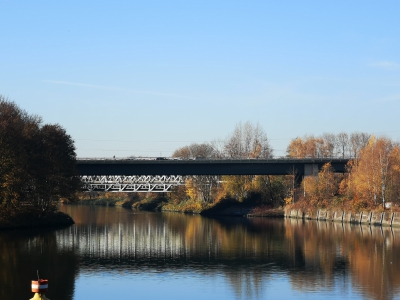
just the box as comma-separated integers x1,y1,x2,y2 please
80,175,184,192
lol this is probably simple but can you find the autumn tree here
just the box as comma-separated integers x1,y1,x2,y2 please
172,142,219,203
221,175,252,201
0,97,79,214
219,122,273,202
286,137,305,158
185,175,219,203
287,132,370,159
252,175,287,206
286,135,327,158
345,136,400,208
303,163,339,207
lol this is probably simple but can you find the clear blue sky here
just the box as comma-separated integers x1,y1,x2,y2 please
1,1,399,157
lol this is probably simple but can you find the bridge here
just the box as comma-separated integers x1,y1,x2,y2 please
76,158,350,192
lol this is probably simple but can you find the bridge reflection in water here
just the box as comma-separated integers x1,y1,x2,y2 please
58,206,400,300
2,206,400,300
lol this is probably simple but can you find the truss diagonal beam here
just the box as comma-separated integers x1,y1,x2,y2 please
80,175,184,192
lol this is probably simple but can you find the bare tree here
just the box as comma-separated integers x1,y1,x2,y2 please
336,132,350,158
172,143,215,159
189,143,215,158
251,122,273,158
350,132,370,159
210,139,225,159
224,121,272,159
172,146,191,159
321,133,336,158
224,122,244,158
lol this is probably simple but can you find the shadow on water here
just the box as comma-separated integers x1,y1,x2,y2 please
2,205,400,300
0,227,79,300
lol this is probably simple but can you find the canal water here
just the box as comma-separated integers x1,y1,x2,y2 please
2,205,400,300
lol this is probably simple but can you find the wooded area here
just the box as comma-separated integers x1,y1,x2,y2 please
0,96,79,221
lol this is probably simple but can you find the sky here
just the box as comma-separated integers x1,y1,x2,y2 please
1,1,399,158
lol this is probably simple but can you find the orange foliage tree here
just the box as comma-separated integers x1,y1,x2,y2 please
344,136,400,208
303,163,340,208
287,132,370,159
286,136,333,158
220,175,253,201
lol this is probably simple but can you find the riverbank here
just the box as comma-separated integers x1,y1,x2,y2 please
74,195,285,217
0,210,74,230
284,208,400,227
66,197,135,207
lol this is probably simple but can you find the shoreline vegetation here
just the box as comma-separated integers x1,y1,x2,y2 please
2,100,400,229
0,97,79,230
71,192,286,217
70,126,400,219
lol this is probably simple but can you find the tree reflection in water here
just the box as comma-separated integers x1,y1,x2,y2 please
2,205,400,300
0,228,79,300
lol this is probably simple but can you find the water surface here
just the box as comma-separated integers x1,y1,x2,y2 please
1,205,400,300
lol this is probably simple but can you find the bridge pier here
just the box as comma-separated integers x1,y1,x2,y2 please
304,164,319,177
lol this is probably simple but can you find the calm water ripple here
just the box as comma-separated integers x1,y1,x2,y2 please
1,205,400,300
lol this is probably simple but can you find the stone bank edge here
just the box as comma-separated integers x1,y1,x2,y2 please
284,209,400,227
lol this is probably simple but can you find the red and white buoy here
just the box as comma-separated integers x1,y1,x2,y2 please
30,278,50,300
32,279,48,293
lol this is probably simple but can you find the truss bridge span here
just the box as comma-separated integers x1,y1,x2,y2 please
81,175,183,192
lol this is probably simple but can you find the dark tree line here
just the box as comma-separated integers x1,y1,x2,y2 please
0,97,79,215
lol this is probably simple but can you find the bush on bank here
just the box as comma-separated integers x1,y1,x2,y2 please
132,196,168,211
162,199,211,213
